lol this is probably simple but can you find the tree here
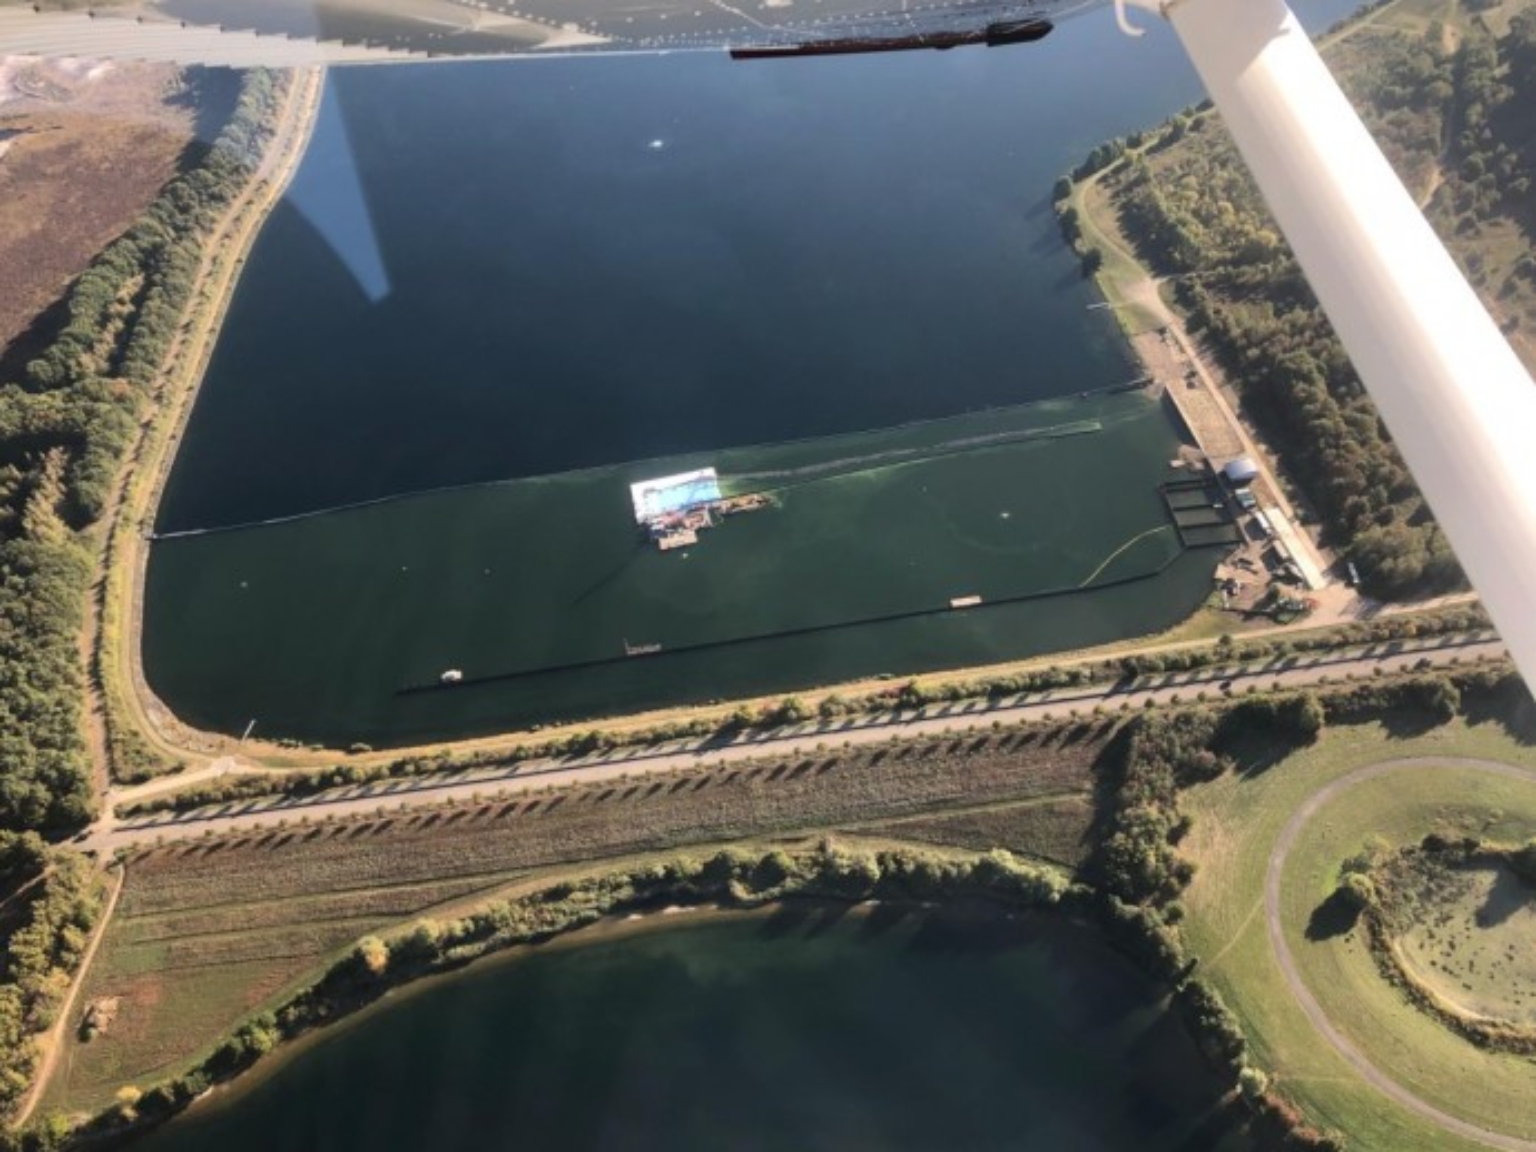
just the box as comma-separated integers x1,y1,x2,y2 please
1336,871,1377,911
1287,692,1326,739
114,1085,142,1120
355,936,389,978
1411,676,1460,722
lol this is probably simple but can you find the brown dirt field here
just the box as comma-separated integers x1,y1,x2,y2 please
119,723,1110,917
54,722,1114,1112
0,58,198,364
864,795,1097,869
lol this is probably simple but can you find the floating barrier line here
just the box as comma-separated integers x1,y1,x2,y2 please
1076,524,1175,589
397,540,1222,697
148,384,1151,541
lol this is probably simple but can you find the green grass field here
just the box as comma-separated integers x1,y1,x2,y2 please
1070,178,1168,337
1180,715,1536,1150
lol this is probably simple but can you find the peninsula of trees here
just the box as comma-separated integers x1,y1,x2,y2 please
1066,6,1536,600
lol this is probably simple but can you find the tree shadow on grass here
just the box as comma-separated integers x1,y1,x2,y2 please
1216,728,1306,779
1461,686,1536,747
1475,866,1536,930
1378,707,1451,740
1305,889,1362,942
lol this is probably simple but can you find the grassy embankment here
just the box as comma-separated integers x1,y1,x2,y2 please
1181,716,1536,1150
48,725,1105,1114
92,67,326,783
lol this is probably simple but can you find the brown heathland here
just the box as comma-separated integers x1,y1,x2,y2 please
0,59,203,360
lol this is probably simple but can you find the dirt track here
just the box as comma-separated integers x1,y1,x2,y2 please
1265,757,1536,1152
11,864,124,1129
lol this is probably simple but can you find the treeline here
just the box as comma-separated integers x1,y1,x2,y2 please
0,832,103,1122
1096,13,1536,599
0,70,289,834
1111,603,1488,678
119,605,1493,818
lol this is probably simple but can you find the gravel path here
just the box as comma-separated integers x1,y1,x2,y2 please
79,635,1505,855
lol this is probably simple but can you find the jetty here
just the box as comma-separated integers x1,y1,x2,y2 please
630,469,773,553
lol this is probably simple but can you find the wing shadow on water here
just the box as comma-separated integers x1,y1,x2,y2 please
286,75,391,303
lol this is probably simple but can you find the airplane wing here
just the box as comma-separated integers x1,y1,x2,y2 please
0,0,1076,64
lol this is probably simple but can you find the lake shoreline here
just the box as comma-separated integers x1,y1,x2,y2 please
111,2,1385,769
86,842,1262,1152
96,65,327,771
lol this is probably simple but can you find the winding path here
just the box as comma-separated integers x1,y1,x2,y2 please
1264,757,1536,1151
12,864,126,1129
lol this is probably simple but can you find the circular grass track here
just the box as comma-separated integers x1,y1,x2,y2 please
1178,722,1536,1152
1274,759,1536,1148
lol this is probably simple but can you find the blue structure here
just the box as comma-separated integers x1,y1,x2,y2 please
630,468,722,523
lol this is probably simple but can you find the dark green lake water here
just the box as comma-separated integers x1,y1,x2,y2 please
130,910,1257,1152
146,395,1217,742
143,1,1359,742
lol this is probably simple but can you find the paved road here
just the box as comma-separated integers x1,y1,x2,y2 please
76,634,1505,855
1265,757,1536,1152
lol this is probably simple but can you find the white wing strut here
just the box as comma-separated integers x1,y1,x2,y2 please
1141,0,1536,683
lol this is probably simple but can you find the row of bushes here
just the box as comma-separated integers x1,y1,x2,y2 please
121,605,1494,818
0,833,103,1122
1113,604,1490,678
1091,712,1212,907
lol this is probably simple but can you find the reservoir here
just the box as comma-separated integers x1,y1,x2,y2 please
129,910,1258,1152
144,0,1361,744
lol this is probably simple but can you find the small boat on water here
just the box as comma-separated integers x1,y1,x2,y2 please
440,668,464,685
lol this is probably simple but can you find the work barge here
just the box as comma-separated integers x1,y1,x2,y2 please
629,468,772,552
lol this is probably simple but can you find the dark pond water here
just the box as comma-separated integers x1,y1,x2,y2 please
130,909,1259,1152
144,0,1362,741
